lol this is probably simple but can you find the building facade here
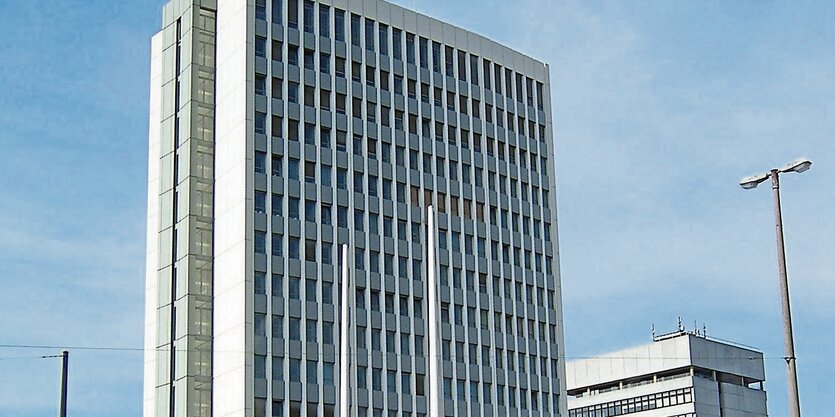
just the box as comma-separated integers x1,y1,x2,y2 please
144,1,566,417
565,331,768,417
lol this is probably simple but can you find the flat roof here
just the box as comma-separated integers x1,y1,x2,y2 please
566,332,765,390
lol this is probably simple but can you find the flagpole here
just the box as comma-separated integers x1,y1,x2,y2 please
339,243,351,417
426,205,441,417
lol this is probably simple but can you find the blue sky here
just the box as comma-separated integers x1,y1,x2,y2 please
0,0,832,416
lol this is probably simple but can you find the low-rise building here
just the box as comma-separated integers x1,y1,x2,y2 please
566,329,768,417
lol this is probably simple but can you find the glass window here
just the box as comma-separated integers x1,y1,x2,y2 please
318,5,330,38
406,33,415,64
272,233,282,256
378,24,388,56
364,19,375,51
334,9,345,42
288,236,300,259
255,36,267,57
255,231,267,254
350,14,361,47
287,0,298,29
303,1,314,33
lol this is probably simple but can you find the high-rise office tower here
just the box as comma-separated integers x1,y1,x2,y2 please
144,1,566,417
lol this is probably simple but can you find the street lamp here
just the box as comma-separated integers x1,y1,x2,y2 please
739,158,811,417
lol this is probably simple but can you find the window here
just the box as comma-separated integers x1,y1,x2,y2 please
319,53,330,74
350,14,361,47
303,1,314,33
255,74,266,96
469,55,480,86
255,36,267,58
368,213,379,235
457,50,467,81
321,204,331,225
353,135,363,156
323,361,334,384
353,172,364,193
287,199,300,222
287,0,299,29
321,242,333,264
320,164,331,187
444,46,454,76
378,24,388,56
364,19,375,51
354,209,364,231
334,9,345,42
382,180,392,200
432,42,441,73
289,318,301,341
337,206,347,227
270,79,283,102
392,28,402,60
303,49,314,71
255,272,267,295
271,117,283,141
355,248,364,270
288,158,299,180
383,216,393,237
304,161,315,183
365,66,375,87
304,200,316,222
318,5,330,38
336,168,347,189
255,112,266,134
255,231,267,254
406,33,415,64
272,233,284,256
304,85,315,106
255,151,267,174
288,237,300,259
443,378,453,399
380,71,390,91
288,277,300,300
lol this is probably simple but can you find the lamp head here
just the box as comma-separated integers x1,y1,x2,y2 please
739,173,770,190
780,158,812,174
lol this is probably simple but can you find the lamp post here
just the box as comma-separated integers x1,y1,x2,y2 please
739,158,811,417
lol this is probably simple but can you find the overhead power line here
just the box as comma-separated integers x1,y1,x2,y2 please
0,343,776,361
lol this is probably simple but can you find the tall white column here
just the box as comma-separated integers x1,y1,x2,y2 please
340,244,351,417
426,206,441,417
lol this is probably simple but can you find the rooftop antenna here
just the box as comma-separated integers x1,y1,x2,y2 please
694,320,698,335
677,316,684,332
651,324,656,340
703,323,707,338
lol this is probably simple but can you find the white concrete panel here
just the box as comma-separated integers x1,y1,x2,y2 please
566,334,694,389
144,31,165,417
214,0,251,416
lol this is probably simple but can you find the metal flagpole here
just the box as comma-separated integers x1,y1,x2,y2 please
340,244,351,417
426,206,441,417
